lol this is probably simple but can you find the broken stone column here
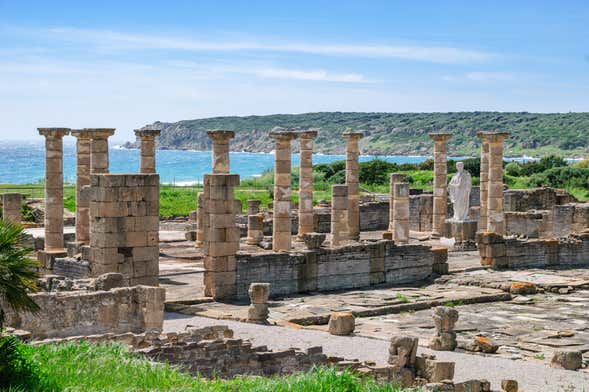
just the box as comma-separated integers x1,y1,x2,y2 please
392,182,410,244
70,130,92,244
477,132,490,232
246,200,263,246
1,193,23,224
297,129,318,239
195,193,204,247
247,282,270,324
89,174,160,286
487,132,509,235
207,130,235,174
388,173,406,233
429,306,459,351
269,128,297,252
331,185,348,247
134,127,161,174
342,131,363,241
38,128,70,251
429,133,452,238
89,128,115,174
328,312,355,335
203,173,240,299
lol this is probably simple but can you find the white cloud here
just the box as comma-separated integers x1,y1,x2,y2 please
443,71,515,82
40,27,495,64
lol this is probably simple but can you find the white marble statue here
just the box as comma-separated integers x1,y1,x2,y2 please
448,162,472,221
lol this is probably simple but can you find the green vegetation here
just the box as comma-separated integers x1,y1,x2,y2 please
395,293,410,303
1,339,415,392
442,301,465,308
145,112,589,157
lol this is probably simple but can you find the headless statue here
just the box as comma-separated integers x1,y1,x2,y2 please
448,161,472,221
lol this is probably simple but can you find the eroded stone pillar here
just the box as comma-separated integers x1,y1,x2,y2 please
331,185,348,247
388,173,406,233
1,193,23,223
38,128,70,250
135,128,161,174
203,173,240,299
477,132,490,232
207,130,235,174
88,128,115,174
429,133,452,238
297,129,318,239
487,132,509,235
70,130,92,244
392,182,410,243
195,192,205,247
342,131,363,241
246,200,263,246
269,128,297,252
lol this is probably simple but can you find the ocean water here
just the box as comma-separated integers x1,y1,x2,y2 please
0,140,432,184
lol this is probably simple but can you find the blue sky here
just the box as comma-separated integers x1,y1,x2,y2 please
1,0,588,141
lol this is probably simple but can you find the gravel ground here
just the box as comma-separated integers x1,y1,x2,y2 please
165,313,589,392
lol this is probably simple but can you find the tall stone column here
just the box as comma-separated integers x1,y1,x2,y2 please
297,129,318,239
38,128,70,250
477,132,490,232
89,128,115,173
342,131,363,241
1,193,23,223
388,173,406,233
331,185,348,246
269,128,297,252
207,130,235,174
429,133,452,238
70,130,92,244
392,182,410,243
135,128,161,174
487,132,509,235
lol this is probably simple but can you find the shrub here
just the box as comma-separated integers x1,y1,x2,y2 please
505,161,523,177
528,166,589,189
520,155,568,176
0,335,45,390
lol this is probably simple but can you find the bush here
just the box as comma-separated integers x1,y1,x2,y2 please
359,159,397,185
0,335,46,390
528,166,589,189
520,155,568,176
505,161,523,177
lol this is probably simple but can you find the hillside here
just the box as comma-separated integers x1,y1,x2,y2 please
130,112,589,157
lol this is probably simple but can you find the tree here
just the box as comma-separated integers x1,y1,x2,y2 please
0,220,39,330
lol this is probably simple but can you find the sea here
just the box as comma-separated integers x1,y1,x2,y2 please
0,140,536,185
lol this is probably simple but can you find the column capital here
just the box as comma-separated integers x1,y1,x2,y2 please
297,128,319,139
71,129,95,139
269,127,298,141
81,128,116,139
38,127,70,138
342,131,364,141
134,128,161,139
207,129,235,143
429,132,452,142
485,131,510,143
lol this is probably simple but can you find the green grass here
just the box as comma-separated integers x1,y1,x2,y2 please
9,341,415,392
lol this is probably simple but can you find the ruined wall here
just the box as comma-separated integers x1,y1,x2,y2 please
505,210,552,238
89,174,160,286
552,203,589,237
4,285,165,339
234,241,438,300
503,187,573,212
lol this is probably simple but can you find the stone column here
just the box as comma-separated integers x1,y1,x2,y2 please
246,200,263,246
88,128,115,174
269,128,297,252
38,128,70,250
487,132,509,235
1,193,23,223
203,173,240,300
135,128,161,174
429,133,452,238
70,130,92,244
331,185,349,247
342,131,363,241
392,182,410,243
477,132,490,232
207,130,235,174
388,173,406,233
297,129,318,239
195,192,205,247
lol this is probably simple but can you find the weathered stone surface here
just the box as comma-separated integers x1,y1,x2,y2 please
94,272,127,291
474,336,498,354
300,233,326,250
550,350,583,370
328,312,355,335
501,379,518,392
509,281,537,295
430,307,459,351
388,335,418,368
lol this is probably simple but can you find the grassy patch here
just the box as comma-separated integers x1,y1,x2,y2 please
7,341,415,392
442,300,464,308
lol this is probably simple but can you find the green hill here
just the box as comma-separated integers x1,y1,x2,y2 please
134,112,589,157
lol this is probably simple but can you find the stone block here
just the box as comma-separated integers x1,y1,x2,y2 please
328,312,355,335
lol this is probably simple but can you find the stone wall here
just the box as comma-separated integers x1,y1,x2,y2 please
553,203,589,237
4,285,165,339
89,174,160,285
234,241,438,300
504,187,573,212
505,210,551,238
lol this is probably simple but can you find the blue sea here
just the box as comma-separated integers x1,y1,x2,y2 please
0,140,434,185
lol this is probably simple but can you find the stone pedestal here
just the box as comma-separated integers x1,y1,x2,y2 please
388,173,406,233
1,193,23,223
445,219,478,250
38,128,70,251
247,283,270,324
203,173,240,300
331,185,348,247
207,130,235,174
88,128,115,174
342,131,363,241
297,130,318,239
392,182,410,243
269,128,297,252
477,132,490,232
429,133,452,238
135,128,161,174
195,193,204,247
70,130,92,244
487,132,509,235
